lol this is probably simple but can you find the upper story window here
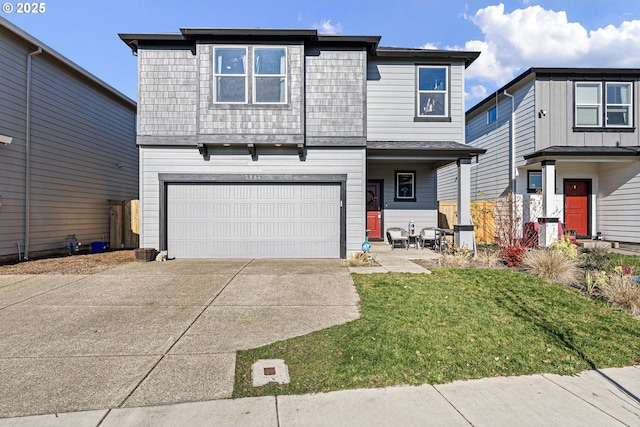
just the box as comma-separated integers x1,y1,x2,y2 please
214,46,287,104
254,48,287,103
214,47,247,103
417,66,448,118
487,106,497,124
575,81,633,128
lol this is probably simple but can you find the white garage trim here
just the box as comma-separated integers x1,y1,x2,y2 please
159,174,347,258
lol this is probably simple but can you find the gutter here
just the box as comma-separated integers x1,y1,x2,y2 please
24,46,42,260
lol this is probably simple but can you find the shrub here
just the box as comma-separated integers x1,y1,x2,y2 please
549,237,578,260
580,247,611,271
522,249,580,286
501,247,527,267
439,252,473,268
595,268,640,317
475,249,502,268
346,251,377,267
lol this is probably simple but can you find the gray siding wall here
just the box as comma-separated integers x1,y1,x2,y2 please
437,80,536,202
198,43,304,138
598,161,640,243
306,48,366,141
139,146,366,252
0,28,138,257
367,59,466,143
535,77,640,148
138,45,197,136
367,161,437,238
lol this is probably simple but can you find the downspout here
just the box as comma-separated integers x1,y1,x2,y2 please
503,90,516,195
24,46,43,260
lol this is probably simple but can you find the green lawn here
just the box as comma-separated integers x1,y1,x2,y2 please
233,268,640,398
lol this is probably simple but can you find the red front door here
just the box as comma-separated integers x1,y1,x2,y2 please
564,180,589,236
366,181,382,240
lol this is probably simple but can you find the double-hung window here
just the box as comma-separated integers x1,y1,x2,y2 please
214,46,287,104
417,66,448,117
254,48,287,103
575,81,633,128
214,47,247,103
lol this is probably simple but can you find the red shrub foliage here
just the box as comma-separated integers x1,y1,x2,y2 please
501,247,527,267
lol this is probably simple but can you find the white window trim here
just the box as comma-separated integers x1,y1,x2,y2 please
575,82,602,127
416,65,449,118
253,46,288,105
213,46,248,104
605,82,633,128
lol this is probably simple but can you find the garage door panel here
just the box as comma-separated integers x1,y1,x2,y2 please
167,183,341,258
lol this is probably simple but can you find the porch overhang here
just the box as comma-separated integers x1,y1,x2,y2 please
524,146,640,165
366,141,486,168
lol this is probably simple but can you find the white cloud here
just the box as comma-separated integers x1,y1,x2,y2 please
314,19,343,35
466,84,488,102
461,3,640,102
419,42,440,50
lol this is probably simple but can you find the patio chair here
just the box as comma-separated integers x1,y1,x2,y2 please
386,227,409,250
418,227,441,250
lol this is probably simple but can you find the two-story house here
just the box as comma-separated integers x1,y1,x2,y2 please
438,68,640,245
0,17,137,261
119,28,482,258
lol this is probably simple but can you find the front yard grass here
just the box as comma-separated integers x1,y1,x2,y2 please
233,268,640,398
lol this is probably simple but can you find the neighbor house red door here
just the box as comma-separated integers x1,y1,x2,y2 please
564,180,589,236
366,181,382,240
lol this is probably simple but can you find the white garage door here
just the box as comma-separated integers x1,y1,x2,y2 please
167,183,341,258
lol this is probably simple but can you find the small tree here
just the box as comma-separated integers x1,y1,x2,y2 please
494,193,537,266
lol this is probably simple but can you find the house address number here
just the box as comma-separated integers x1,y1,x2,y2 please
2,2,46,13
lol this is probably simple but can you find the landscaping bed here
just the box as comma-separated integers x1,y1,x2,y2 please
0,250,135,275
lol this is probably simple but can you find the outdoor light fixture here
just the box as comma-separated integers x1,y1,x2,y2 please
248,143,256,159
538,110,547,118
197,143,208,157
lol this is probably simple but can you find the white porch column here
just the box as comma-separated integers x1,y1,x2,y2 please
538,159,558,247
454,158,475,250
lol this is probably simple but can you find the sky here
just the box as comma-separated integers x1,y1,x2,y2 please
4,0,640,109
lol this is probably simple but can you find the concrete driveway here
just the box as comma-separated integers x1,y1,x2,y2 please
0,259,360,418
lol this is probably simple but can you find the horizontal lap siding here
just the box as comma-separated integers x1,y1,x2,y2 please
0,30,28,255
597,162,640,243
0,30,137,256
367,60,465,142
140,146,365,253
367,161,437,240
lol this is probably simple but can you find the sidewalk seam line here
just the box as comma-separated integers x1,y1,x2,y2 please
431,384,476,427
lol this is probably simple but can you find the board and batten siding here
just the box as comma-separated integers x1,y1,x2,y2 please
368,161,438,238
597,161,640,243
0,26,137,257
535,77,640,149
305,48,366,140
139,146,366,253
366,60,466,143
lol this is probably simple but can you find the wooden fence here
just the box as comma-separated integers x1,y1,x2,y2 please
437,201,495,245
109,200,139,249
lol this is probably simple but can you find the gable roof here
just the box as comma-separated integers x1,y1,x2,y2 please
467,67,640,117
119,28,479,67
0,16,136,111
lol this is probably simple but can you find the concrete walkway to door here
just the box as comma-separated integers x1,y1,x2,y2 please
0,258,360,419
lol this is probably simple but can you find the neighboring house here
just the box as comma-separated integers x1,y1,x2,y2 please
0,17,138,260
119,28,482,258
438,68,640,245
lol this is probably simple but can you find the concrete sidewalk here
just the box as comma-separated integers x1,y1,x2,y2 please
2,366,638,426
